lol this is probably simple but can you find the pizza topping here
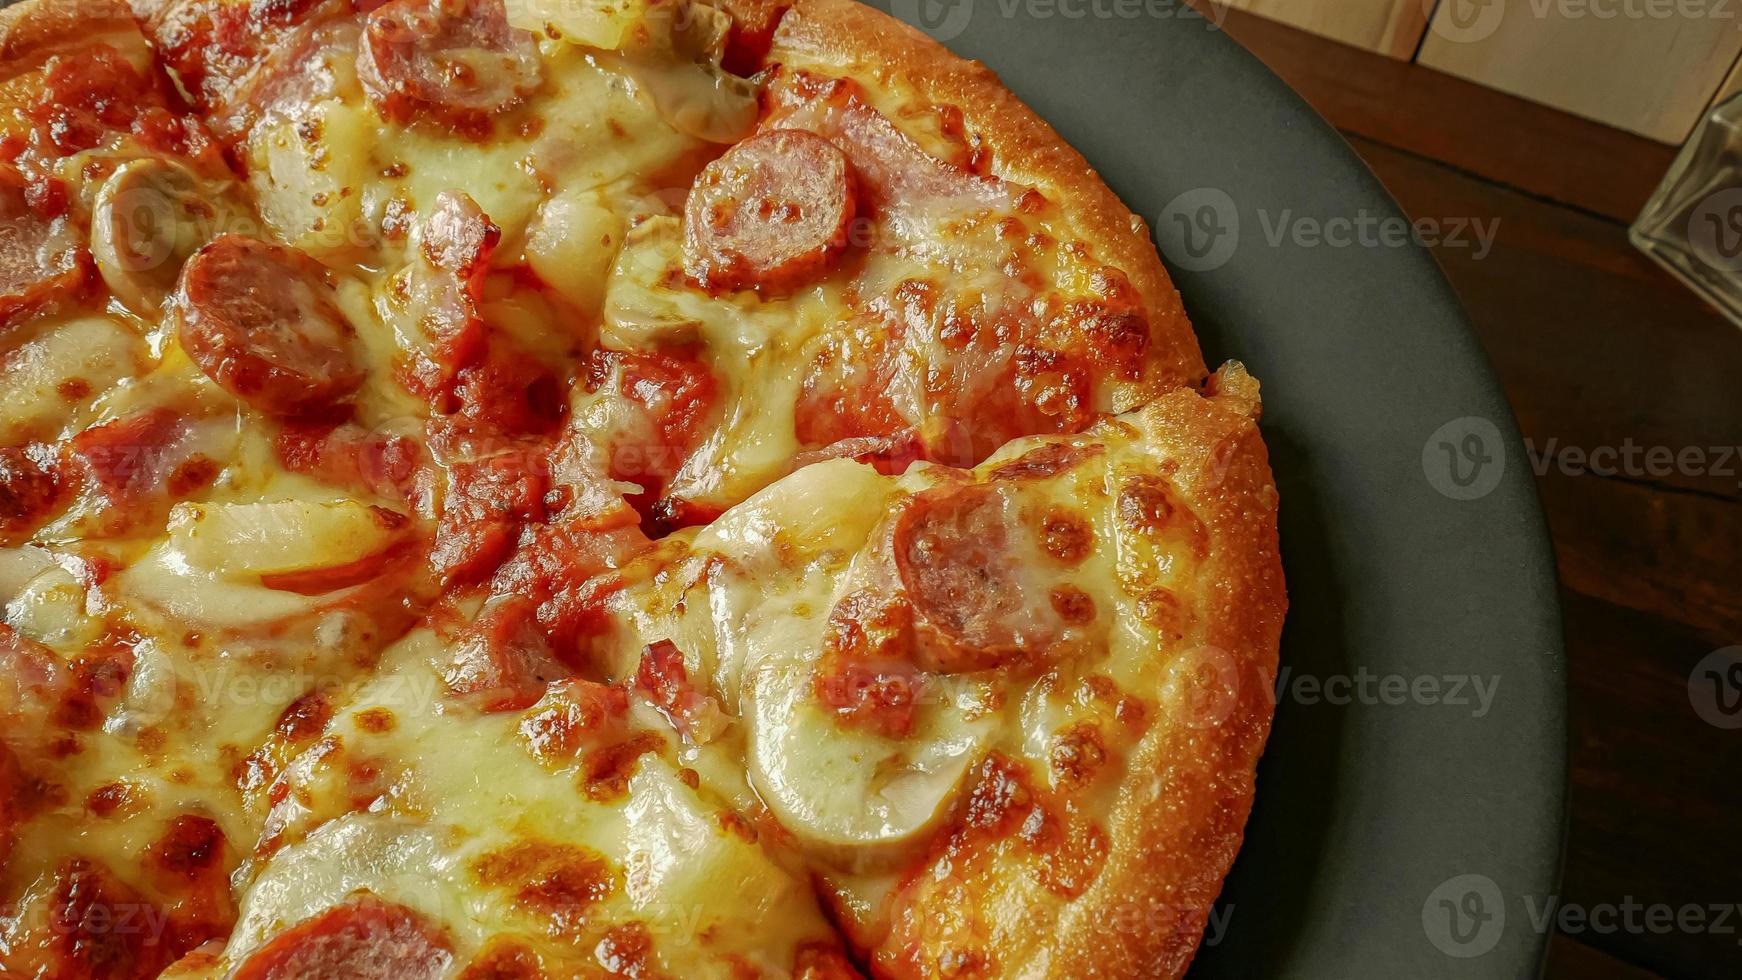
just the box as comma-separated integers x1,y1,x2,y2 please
892,483,1058,673
173,236,365,414
445,597,570,711
453,344,565,436
359,0,543,134
573,347,719,525
683,129,858,294
395,192,501,406
276,421,431,505
634,639,726,743
168,499,411,582
90,158,235,316
1,165,88,330
29,45,158,155
232,894,455,980
747,657,987,869
762,71,1004,211
10,858,179,980
518,676,630,764
65,408,230,536
986,443,1101,482
471,839,616,939
0,445,66,542
432,442,550,587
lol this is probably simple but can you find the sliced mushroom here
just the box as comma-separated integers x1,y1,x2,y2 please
745,657,992,872
91,158,242,316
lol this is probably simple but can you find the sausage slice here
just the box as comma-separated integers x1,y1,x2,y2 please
359,0,543,132
892,483,1060,673
1,166,87,330
683,129,857,295
173,236,365,415
232,895,453,980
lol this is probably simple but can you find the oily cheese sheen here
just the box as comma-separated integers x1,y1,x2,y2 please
0,0,1285,977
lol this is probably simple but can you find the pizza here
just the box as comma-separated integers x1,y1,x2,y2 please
0,0,1287,975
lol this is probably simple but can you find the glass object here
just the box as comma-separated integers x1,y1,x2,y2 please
1632,90,1742,327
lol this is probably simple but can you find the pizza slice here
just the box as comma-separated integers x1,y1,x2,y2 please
586,364,1285,977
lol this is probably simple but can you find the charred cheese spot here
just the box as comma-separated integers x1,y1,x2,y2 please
1038,504,1093,565
517,679,629,765
882,755,1109,977
593,921,658,978
459,939,549,979
1049,722,1108,789
84,780,150,819
1048,585,1095,625
472,840,617,939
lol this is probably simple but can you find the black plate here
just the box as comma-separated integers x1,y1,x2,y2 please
866,2,1568,976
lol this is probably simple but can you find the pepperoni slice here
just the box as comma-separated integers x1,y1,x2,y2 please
891,484,1057,673
1,166,88,330
233,895,454,980
173,236,365,415
683,129,858,294
359,0,543,133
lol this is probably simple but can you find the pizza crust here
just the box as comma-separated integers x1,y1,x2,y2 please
762,0,1208,401
1046,378,1285,979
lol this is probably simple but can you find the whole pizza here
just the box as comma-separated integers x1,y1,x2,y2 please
0,0,1287,975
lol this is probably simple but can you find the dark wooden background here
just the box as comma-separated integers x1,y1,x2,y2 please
1199,6,1742,978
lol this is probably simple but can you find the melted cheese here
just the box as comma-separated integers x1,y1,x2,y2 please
0,2,1264,974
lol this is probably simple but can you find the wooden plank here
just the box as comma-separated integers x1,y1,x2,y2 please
1220,0,1426,58
1196,1,1677,223
1540,467,1742,650
1344,134,1742,500
1699,49,1742,123
1548,934,1666,980
1418,0,1742,143
1557,589,1742,979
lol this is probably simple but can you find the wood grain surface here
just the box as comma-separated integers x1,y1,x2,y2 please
1221,0,1428,57
1416,0,1742,143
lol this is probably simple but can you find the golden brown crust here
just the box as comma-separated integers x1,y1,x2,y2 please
1042,373,1285,979
762,0,1207,396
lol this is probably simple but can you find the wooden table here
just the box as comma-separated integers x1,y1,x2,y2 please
1193,6,1742,977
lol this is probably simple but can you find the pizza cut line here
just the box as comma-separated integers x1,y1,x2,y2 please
0,0,1287,976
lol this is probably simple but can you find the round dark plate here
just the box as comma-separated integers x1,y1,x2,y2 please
865,2,1568,976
